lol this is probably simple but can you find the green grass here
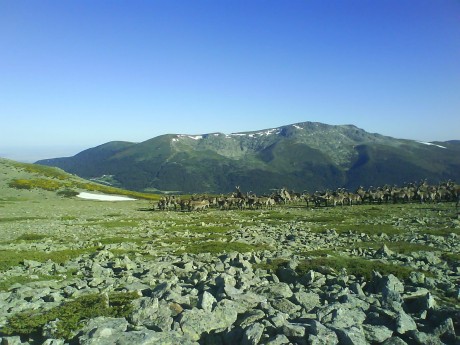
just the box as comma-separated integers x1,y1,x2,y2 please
95,236,146,245
14,233,49,242
256,254,415,281
441,252,460,265
61,215,78,221
0,269,78,292
175,240,270,255
296,256,415,281
0,248,98,272
1,292,139,340
0,216,45,223
82,219,139,228
174,224,234,234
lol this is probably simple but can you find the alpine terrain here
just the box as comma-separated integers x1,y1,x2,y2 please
36,122,460,194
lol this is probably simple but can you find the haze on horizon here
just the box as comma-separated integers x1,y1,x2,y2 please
1,1,459,162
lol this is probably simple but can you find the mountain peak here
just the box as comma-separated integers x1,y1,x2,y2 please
36,121,460,194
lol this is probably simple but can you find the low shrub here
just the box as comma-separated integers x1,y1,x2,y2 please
56,189,79,198
1,292,138,340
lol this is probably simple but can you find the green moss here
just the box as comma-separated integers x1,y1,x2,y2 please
98,220,140,228
256,254,415,281
0,270,77,291
61,215,78,221
96,237,145,245
441,252,460,265
1,292,138,340
176,241,269,255
56,189,79,197
0,248,98,272
0,216,45,223
295,256,414,281
14,233,49,242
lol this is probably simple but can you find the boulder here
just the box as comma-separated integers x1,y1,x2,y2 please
362,324,393,343
334,325,367,345
241,322,265,345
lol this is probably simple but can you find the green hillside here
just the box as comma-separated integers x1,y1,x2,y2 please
35,122,460,194
0,158,161,200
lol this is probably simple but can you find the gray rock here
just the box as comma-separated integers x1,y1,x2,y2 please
362,324,393,343
78,317,129,344
128,297,159,328
215,273,236,289
404,292,436,314
317,303,366,329
198,291,216,312
41,340,65,345
282,322,306,338
264,334,291,345
349,282,365,296
433,317,456,340
82,329,198,345
211,299,239,330
252,282,293,299
382,274,405,294
147,300,174,331
179,300,238,341
309,320,339,344
409,271,426,285
335,325,367,345
277,267,297,284
236,309,266,329
241,322,265,345
292,291,321,312
268,312,289,329
411,330,444,345
301,269,315,285
381,336,408,344
395,310,417,334
228,291,267,312
271,298,301,315
0,336,24,345
176,309,207,340
374,244,394,258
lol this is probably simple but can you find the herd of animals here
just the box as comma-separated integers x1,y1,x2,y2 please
153,180,460,212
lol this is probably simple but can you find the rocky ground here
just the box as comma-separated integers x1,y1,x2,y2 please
0,179,459,344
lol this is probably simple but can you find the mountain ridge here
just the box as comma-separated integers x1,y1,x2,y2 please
36,121,460,194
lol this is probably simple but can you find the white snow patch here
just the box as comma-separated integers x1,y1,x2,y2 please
77,192,137,201
172,138,178,142
188,135,203,140
293,124,303,129
177,134,203,140
229,128,280,137
417,141,447,149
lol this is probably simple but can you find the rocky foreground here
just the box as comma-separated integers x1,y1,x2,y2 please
0,202,459,345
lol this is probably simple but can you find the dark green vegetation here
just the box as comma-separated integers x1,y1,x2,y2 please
36,121,460,193
2,292,138,340
0,248,98,272
257,255,416,281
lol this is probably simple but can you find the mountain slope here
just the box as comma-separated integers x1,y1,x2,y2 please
36,122,460,193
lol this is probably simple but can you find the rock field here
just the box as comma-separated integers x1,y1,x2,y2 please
0,185,459,344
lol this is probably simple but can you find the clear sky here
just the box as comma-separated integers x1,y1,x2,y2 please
1,0,459,162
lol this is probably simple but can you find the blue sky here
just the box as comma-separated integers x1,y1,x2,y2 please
1,0,459,161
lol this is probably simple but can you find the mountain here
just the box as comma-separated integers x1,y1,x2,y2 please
36,122,460,194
